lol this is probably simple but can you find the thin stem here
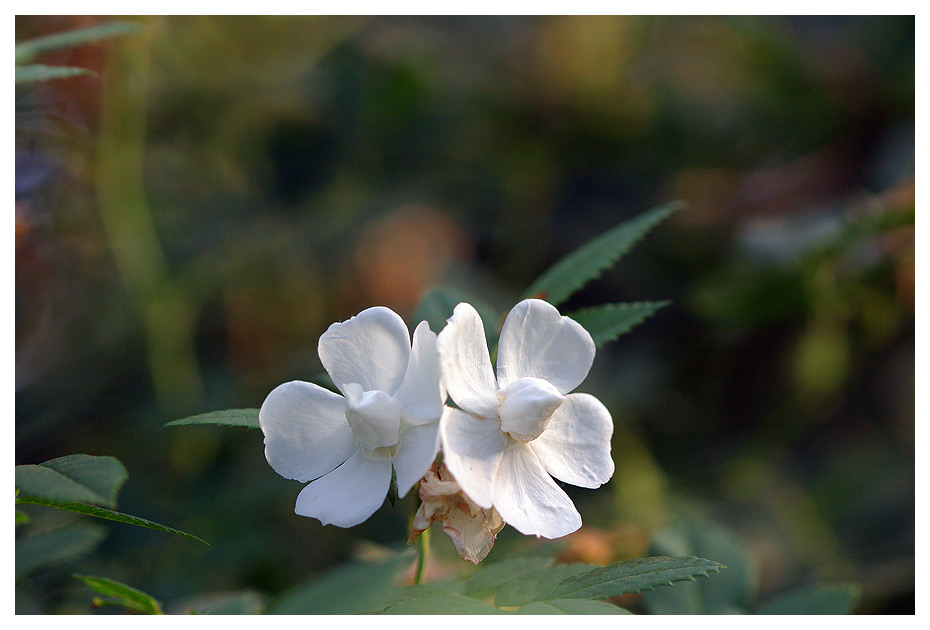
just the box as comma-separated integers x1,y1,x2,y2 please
414,526,430,585
97,17,203,411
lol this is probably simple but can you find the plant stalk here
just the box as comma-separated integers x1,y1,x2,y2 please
414,526,430,585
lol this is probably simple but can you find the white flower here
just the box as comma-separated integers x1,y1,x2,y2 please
437,298,614,539
259,307,443,527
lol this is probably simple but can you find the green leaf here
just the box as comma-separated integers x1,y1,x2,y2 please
268,552,414,614
73,574,163,614
16,21,143,63
414,286,500,345
641,517,757,614
16,522,107,579
387,467,398,507
309,371,338,393
523,201,683,306
495,563,595,607
15,454,127,508
465,555,552,595
15,497,208,545
15,64,95,84
16,509,30,526
535,556,725,602
754,583,862,615
376,585,503,614
517,599,633,614
161,408,260,431
172,590,265,614
569,301,670,347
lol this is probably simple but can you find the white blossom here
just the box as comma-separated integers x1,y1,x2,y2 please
259,307,443,527
436,298,614,539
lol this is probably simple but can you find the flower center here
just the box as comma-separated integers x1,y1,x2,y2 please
497,377,565,443
343,383,402,453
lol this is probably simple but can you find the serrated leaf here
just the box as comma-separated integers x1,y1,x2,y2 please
523,201,683,306
15,497,208,545
268,552,414,614
517,599,633,614
376,585,502,614
161,408,260,431
16,454,127,508
641,517,757,614
15,65,94,84
16,21,143,63
535,556,724,602
73,574,162,614
465,555,552,595
414,286,500,345
16,522,107,579
495,563,595,607
754,583,862,615
569,301,670,347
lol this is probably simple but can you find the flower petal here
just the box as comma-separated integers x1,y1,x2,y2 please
496,299,595,395
294,449,392,527
318,306,411,396
343,383,402,450
393,422,441,498
439,407,507,509
498,377,565,443
393,321,444,426
492,445,582,539
436,302,499,417
259,381,356,483
530,393,615,489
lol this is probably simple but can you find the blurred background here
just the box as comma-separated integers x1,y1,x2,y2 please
15,15,914,614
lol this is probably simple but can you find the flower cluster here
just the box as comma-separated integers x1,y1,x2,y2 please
259,298,614,558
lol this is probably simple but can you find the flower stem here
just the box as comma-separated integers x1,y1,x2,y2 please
414,526,430,585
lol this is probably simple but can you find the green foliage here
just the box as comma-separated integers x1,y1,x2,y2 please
494,563,595,607
414,286,501,344
15,454,206,544
568,301,670,347
377,584,504,614
387,468,399,506
536,556,724,602
16,522,107,580
16,64,94,84
16,496,208,545
754,583,862,615
464,555,551,595
174,591,266,614
517,599,633,614
15,509,30,525
642,517,757,614
370,555,723,614
522,201,683,306
267,551,415,614
642,517,863,615
73,574,163,614
309,371,338,392
263,549,722,615
15,455,127,508
15,21,143,63
161,408,260,431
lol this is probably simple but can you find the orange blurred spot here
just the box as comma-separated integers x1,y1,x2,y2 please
352,205,471,312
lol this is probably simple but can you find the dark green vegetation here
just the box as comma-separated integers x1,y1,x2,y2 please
16,16,913,614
